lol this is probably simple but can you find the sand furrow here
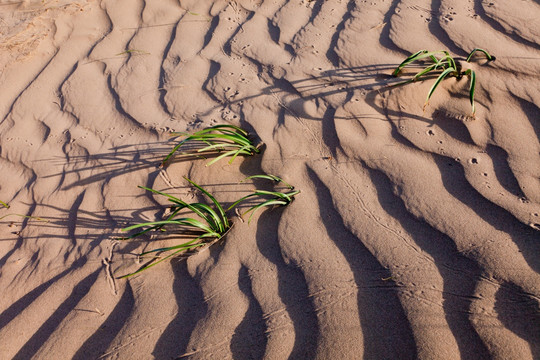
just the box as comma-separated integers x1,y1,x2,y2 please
0,1,538,359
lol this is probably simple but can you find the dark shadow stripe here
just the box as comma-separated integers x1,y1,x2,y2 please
12,268,101,360
230,265,267,359
72,281,135,360
0,258,86,330
307,166,418,359
366,165,491,359
153,260,207,358
495,282,540,359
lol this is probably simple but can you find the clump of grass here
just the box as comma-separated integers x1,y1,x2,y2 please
120,174,299,277
228,175,300,223
162,125,261,168
120,177,230,278
392,48,495,117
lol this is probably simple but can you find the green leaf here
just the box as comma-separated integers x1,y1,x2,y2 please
466,48,495,62
162,125,258,167
467,69,476,115
244,199,289,223
118,246,194,279
226,192,260,211
392,50,449,76
122,218,213,234
205,149,243,166
425,67,457,108
184,177,229,229
241,174,294,189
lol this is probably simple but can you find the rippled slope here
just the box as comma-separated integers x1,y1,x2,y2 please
0,0,539,359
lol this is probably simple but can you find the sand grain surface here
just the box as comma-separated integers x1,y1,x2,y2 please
1,0,539,359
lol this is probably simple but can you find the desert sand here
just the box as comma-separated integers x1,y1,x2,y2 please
0,0,539,359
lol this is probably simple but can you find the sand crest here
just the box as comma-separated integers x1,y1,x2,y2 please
1,0,539,359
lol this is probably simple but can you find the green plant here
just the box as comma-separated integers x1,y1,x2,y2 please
0,200,9,209
392,48,495,116
120,174,299,277
228,175,300,223
120,177,231,278
162,125,261,168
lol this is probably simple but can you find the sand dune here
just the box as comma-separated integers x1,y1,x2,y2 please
1,0,539,359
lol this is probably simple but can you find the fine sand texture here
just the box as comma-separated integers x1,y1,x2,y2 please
1,0,539,359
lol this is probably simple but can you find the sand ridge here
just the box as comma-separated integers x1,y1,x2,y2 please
0,0,539,359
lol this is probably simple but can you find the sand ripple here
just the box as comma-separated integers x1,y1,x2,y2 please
0,0,539,359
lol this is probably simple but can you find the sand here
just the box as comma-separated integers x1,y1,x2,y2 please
0,0,539,359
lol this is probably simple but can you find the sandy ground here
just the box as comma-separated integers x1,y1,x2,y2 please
0,0,539,359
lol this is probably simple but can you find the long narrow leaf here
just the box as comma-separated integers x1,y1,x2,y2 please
184,177,229,229
226,192,260,211
118,246,197,279
466,48,495,62
139,234,218,256
193,133,251,146
163,135,196,164
393,50,427,76
205,149,243,167
467,69,476,115
122,218,213,234
241,174,294,189
244,199,289,223
425,67,456,107
393,50,448,76
188,202,224,232
250,190,294,202
138,186,183,204
227,145,254,164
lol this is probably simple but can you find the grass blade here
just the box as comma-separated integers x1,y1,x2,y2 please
424,67,456,110
466,69,476,115
139,235,214,256
392,50,428,76
184,177,229,229
205,149,243,166
392,50,449,76
241,174,294,189
226,193,260,211
244,199,289,223
162,125,258,167
466,48,496,62
122,218,213,234
118,246,197,279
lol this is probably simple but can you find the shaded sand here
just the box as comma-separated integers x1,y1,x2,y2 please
1,0,539,359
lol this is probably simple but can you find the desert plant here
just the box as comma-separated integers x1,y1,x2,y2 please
0,200,9,209
392,48,495,116
162,124,261,167
120,174,299,277
120,177,231,278
228,175,300,223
